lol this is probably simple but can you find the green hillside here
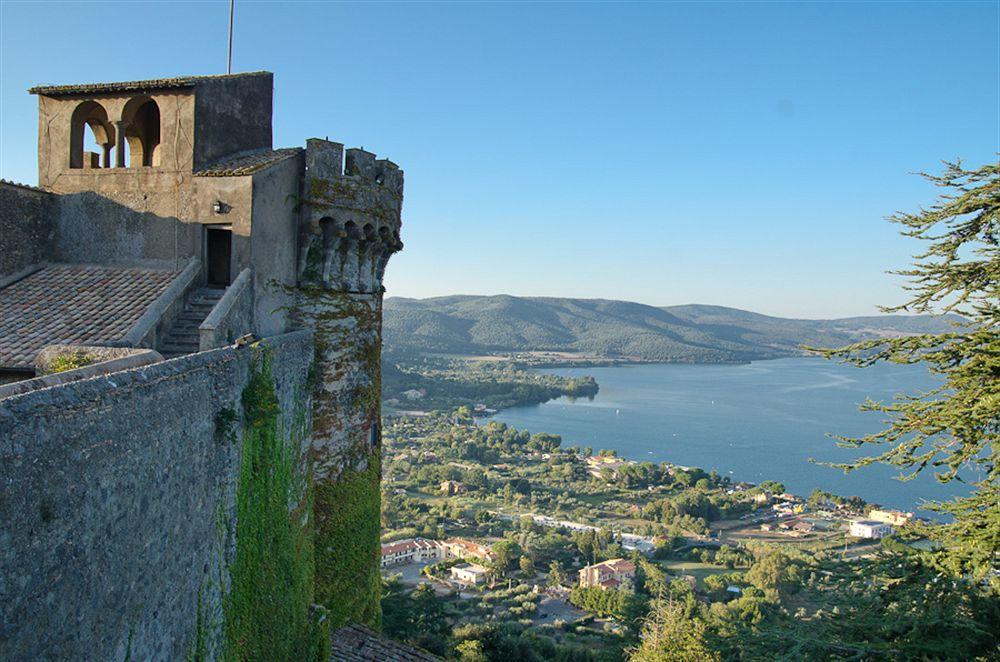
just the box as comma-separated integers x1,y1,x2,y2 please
384,295,962,363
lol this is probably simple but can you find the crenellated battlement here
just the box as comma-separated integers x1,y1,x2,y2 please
297,138,404,293
303,139,404,200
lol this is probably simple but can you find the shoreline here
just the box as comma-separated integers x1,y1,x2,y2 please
488,360,954,517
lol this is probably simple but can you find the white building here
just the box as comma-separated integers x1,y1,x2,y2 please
849,519,893,539
868,509,914,527
380,538,445,568
451,562,490,586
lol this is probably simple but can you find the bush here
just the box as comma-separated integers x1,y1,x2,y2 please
47,351,93,373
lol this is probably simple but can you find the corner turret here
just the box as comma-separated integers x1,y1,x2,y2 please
297,138,403,293
291,138,404,627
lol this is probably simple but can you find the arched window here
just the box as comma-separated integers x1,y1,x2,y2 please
319,217,336,250
122,96,161,167
343,220,359,241
69,101,114,169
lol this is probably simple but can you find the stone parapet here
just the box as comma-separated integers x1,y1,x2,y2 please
297,139,403,294
0,330,314,660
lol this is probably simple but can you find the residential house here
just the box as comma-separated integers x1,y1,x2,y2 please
380,538,444,568
440,480,466,495
450,563,490,586
442,538,496,563
578,558,636,590
849,520,894,539
868,509,914,527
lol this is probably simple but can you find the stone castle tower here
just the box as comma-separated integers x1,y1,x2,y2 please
0,72,412,658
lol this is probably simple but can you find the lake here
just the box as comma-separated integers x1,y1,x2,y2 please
493,357,968,514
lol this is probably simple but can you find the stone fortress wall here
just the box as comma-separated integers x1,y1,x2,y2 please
0,331,314,660
0,181,56,280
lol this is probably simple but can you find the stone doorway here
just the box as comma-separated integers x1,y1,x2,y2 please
206,227,232,286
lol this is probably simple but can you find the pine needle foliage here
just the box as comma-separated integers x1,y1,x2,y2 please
816,160,999,579
629,597,720,662
721,546,1000,660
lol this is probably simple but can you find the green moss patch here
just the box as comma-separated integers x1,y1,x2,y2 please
314,456,382,630
221,350,327,661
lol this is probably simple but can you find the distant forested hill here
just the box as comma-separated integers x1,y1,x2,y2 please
383,295,962,363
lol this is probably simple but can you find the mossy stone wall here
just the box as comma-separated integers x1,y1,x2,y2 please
0,332,314,661
293,287,384,629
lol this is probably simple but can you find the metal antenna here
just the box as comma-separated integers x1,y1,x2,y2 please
227,0,235,74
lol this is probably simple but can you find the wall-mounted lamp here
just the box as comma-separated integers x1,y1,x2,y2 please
375,173,385,185
213,200,231,214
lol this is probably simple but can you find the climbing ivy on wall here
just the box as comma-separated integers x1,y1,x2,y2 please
221,350,328,661
314,456,382,630
290,288,385,629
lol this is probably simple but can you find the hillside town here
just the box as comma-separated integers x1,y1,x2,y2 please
377,411,924,659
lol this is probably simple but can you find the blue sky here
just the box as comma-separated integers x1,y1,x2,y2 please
1,1,996,318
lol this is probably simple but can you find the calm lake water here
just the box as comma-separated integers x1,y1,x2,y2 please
494,358,968,514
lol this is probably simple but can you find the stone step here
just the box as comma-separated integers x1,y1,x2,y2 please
156,285,229,357
162,333,199,344
160,342,198,354
192,292,224,300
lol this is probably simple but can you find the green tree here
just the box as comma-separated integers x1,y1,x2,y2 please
548,560,567,587
702,574,728,601
637,558,669,597
381,581,450,656
758,480,784,494
492,539,522,572
455,639,488,662
724,549,1000,659
453,406,474,424
818,160,999,578
745,550,792,592
628,598,720,662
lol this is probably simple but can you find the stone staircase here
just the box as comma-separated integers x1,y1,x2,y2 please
158,287,226,358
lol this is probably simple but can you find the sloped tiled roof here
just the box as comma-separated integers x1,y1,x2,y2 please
330,624,440,661
28,71,271,97
194,148,302,177
604,559,636,572
381,538,440,556
0,264,179,370
0,179,50,194
444,538,495,558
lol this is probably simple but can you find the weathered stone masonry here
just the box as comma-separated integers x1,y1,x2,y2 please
0,72,406,659
0,332,314,660
294,138,404,627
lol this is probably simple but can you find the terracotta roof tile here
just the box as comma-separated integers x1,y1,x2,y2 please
0,264,179,370
194,148,302,177
28,71,270,97
330,624,440,661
